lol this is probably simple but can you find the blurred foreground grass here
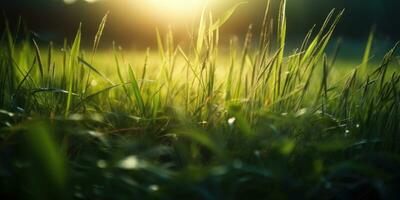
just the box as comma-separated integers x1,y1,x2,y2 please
1,1,400,199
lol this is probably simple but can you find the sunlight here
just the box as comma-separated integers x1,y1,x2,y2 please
145,0,207,16
148,0,204,12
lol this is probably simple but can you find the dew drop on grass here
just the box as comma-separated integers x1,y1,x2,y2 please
356,124,360,128
199,121,208,125
91,79,98,87
149,185,159,192
90,113,104,122
69,113,83,121
345,130,350,137
118,155,139,169
295,108,308,117
97,160,107,168
4,122,11,127
63,0,77,4
228,117,236,125
88,130,102,137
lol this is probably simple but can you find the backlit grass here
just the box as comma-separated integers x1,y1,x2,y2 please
1,0,400,199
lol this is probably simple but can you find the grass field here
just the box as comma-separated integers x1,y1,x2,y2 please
1,1,400,199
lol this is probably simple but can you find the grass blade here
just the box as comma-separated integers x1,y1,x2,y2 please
129,65,145,116
65,24,81,117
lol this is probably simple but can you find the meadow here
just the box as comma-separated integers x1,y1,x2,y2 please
1,1,400,199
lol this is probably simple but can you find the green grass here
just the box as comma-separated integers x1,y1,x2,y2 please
1,0,400,199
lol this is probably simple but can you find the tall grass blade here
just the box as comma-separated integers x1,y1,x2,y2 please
65,24,81,117
32,39,44,81
129,65,146,116
210,2,247,31
361,26,375,76
92,12,109,62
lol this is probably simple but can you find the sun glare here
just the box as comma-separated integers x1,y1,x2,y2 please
146,0,206,15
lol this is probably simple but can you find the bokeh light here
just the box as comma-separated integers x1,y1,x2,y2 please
63,0,77,4
63,0,103,4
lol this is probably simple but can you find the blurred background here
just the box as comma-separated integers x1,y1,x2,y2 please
1,0,399,55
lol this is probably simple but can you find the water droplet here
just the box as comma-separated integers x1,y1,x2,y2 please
69,113,83,121
356,124,360,128
118,156,139,169
63,0,77,4
91,79,98,87
97,160,107,168
91,113,104,122
88,131,103,137
295,108,308,117
344,130,350,137
228,117,236,125
149,185,159,192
